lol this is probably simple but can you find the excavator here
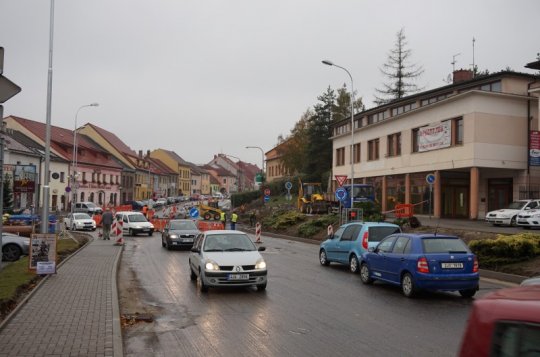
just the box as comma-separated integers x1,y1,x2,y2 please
297,178,330,214
199,201,223,220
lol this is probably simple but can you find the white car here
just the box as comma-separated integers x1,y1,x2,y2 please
2,233,30,261
64,213,97,231
485,199,540,226
517,209,540,228
189,230,267,292
115,211,154,236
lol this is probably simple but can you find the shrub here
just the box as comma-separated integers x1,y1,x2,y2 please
469,233,540,268
262,210,306,230
296,215,340,238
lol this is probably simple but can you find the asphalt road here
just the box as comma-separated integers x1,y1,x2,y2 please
119,232,510,357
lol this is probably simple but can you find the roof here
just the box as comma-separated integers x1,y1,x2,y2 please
82,123,137,156
525,59,540,70
160,149,189,166
148,157,176,175
1,131,40,157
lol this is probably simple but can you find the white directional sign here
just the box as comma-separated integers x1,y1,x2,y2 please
0,47,21,103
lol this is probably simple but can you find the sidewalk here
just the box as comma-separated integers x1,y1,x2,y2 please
0,235,123,357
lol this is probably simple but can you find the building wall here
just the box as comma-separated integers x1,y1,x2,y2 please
150,149,191,196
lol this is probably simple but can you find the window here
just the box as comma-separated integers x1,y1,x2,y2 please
83,172,87,182
412,127,423,153
377,236,397,253
392,237,410,254
368,139,380,161
353,143,360,163
454,117,463,145
336,147,345,166
60,172,65,183
341,225,357,241
368,110,389,124
492,322,540,356
387,133,402,157
421,93,451,106
391,102,417,116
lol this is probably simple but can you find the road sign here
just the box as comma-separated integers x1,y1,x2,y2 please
264,195,270,202
0,48,21,103
189,207,199,218
335,175,348,187
335,187,347,201
264,188,271,196
426,173,436,185
285,181,292,190
65,186,71,193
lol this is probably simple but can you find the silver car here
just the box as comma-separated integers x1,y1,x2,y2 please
2,233,30,261
189,230,267,292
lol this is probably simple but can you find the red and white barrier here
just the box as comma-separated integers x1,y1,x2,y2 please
255,222,262,243
112,219,124,245
327,224,334,237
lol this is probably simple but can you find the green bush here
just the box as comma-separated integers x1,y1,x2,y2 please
296,215,339,238
469,233,540,268
297,223,320,238
262,210,306,230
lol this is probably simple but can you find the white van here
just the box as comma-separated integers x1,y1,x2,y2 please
115,211,154,236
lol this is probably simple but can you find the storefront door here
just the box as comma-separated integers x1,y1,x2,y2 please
487,179,512,211
442,186,469,218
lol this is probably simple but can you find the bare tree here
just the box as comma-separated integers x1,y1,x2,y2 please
374,28,424,105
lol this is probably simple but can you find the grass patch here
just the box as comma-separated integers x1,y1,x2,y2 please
297,215,339,238
0,258,35,301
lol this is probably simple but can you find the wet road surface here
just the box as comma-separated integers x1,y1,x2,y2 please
119,232,509,357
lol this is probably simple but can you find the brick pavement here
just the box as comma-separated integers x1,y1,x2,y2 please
0,237,123,357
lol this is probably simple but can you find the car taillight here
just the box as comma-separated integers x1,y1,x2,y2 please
417,257,429,273
362,232,368,250
473,256,479,273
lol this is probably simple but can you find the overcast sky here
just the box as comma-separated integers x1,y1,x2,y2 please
1,0,538,167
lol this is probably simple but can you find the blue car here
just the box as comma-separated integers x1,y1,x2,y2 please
319,222,401,273
360,233,479,298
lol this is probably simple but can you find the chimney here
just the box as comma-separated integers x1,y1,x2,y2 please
453,69,474,83
138,150,142,158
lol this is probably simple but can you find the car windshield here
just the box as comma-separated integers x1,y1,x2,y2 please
368,226,401,242
128,214,147,222
422,238,470,253
170,221,197,230
86,203,97,208
203,234,256,252
507,201,527,210
74,213,91,219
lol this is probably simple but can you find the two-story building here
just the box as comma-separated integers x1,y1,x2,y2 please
150,149,191,197
331,69,539,219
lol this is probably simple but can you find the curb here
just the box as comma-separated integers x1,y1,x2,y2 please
112,240,124,357
240,225,529,285
0,232,94,331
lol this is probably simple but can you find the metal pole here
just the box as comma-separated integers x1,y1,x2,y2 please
0,127,4,270
41,0,55,233
322,60,355,209
245,146,265,184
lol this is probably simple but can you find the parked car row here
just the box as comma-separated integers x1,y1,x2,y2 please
485,199,540,228
319,221,480,298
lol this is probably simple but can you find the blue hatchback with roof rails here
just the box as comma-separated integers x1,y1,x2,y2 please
360,233,479,298
319,222,401,274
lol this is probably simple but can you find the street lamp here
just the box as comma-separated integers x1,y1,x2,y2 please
71,103,98,216
322,60,355,210
245,146,265,185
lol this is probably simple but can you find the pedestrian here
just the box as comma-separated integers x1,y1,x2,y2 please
101,207,114,240
220,211,226,229
230,211,238,230
142,205,148,218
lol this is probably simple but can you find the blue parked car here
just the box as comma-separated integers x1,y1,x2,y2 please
360,233,479,298
319,222,401,273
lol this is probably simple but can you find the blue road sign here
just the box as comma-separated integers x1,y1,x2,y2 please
264,195,270,203
189,207,199,218
335,187,347,201
285,181,293,190
426,173,436,185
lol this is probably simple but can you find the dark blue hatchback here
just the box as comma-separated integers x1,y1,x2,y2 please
360,233,479,298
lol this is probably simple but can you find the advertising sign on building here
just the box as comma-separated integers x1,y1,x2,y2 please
14,164,37,193
530,131,540,166
418,121,451,152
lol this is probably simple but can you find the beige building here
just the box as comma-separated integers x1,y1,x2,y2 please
331,70,539,219
150,149,191,196
265,139,291,183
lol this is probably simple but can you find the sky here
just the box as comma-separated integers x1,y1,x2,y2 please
1,0,539,168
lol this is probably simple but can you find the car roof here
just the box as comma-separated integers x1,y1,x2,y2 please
117,211,143,215
204,230,248,236
341,222,399,227
398,233,459,239
483,285,540,302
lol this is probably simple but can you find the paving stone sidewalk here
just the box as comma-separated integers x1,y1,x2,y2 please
0,237,123,357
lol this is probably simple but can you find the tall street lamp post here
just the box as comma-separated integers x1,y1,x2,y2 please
322,60,355,210
245,146,265,186
71,103,98,216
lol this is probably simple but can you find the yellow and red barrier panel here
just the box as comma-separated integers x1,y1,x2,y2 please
197,221,225,232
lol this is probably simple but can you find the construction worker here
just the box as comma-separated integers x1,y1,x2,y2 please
230,211,238,230
220,211,226,229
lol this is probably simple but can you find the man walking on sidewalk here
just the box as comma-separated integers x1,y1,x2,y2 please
102,207,114,240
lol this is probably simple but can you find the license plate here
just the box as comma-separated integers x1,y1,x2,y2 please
181,238,193,243
142,228,149,231
228,274,249,280
441,262,463,269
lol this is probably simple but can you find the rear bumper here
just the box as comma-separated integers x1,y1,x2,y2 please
416,273,479,291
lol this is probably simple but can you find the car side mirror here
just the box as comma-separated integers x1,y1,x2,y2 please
368,247,375,253
328,234,334,239
191,247,199,253
525,207,531,210
258,246,266,252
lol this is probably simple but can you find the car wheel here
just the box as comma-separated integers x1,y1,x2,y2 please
197,271,208,293
72,224,77,231
190,267,197,281
459,288,477,298
65,223,69,231
510,216,517,226
360,263,373,284
2,244,22,262
129,229,134,236
148,231,152,236
256,283,267,291
161,238,166,247
401,273,417,298
349,254,360,274
319,249,330,266
91,228,96,231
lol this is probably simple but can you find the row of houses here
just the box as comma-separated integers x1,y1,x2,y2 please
265,59,540,220
1,116,260,212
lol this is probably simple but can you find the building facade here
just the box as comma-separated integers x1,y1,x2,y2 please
331,70,539,219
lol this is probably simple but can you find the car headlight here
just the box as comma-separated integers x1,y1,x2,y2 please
149,224,154,229
205,260,220,271
532,213,540,218
169,234,178,239
255,259,266,270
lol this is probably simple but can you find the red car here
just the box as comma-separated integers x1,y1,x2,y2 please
459,285,540,356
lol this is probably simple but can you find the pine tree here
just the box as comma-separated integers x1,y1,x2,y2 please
374,28,424,105
3,174,14,210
